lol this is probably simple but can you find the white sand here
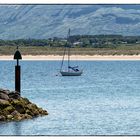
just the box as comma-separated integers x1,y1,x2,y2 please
0,55,140,60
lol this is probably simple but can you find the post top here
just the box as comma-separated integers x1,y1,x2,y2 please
14,46,22,60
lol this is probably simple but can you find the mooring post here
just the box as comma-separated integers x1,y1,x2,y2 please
14,46,22,93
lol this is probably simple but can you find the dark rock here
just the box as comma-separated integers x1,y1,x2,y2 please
11,99,26,114
0,92,9,100
15,105,25,114
25,109,34,116
0,110,2,115
0,115,6,121
8,98,14,102
8,91,20,99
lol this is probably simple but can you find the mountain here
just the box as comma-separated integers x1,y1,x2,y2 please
0,4,140,39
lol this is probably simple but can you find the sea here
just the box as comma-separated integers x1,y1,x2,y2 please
0,60,140,135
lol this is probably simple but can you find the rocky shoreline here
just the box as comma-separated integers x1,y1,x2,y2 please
0,89,48,122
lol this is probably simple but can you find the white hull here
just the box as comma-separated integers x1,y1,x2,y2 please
60,70,83,76
60,29,83,76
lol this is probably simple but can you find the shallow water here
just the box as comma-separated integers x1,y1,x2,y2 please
0,60,140,135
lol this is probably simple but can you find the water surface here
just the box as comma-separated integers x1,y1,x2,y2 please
0,60,140,135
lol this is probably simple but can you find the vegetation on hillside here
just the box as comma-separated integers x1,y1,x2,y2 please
0,35,140,55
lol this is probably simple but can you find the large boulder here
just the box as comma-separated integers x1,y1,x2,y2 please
3,106,15,114
14,105,25,114
6,115,13,120
0,92,9,100
0,89,10,94
10,99,25,114
0,99,11,109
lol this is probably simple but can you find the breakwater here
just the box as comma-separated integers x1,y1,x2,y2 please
0,89,48,122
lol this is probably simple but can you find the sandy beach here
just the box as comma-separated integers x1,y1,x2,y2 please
0,55,140,60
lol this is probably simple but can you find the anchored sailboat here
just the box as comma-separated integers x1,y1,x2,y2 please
60,29,83,76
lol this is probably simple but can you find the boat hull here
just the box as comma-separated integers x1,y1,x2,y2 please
60,71,83,76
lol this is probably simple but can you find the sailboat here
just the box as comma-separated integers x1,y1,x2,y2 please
60,29,83,76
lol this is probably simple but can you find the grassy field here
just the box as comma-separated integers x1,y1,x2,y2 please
0,44,140,55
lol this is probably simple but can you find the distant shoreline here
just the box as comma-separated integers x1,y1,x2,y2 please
0,55,140,60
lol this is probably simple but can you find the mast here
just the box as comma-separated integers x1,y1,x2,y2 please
60,46,66,72
60,28,71,72
68,28,70,71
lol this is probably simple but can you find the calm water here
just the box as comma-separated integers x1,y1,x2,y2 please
0,60,140,135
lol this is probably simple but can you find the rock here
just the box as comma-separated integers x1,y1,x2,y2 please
0,89,10,94
15,105,25,114
20,114,25,119
0,92,9,100
3,106,15,114
0,99,11,108
0,89,48,122
0,115,6,121
18,98,31,106
25,109,34,116
0,110,2,115
43,110,48,115
7,115,13,120
24,114,32,119
14,115,22,121
11,99,23,107
26,103,40,116
33,109,40,116
11,110,20,116
11,99,26,114
26,103,37,110
8,91,20,99
11,99,20,105
26,104,48,116
12,111,23,121
21,98,31,104
38,108,48,115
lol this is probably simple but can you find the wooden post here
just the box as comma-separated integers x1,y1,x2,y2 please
14,46,22,94
15,65,21,93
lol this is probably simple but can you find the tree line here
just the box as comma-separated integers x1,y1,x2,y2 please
0,35,140,48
